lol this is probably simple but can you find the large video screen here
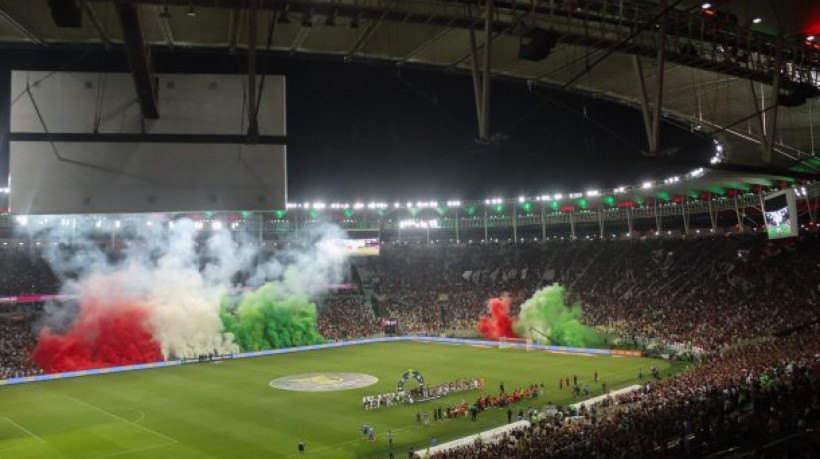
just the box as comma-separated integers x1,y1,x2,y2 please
764,189,798,240
335,238,380,256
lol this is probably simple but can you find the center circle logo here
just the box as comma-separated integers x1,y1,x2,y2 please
270,373,379,392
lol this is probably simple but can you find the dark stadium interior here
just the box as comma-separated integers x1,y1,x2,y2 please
1,1,820,458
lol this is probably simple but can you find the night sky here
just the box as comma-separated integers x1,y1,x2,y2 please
0,49,714,202
283,58,713,202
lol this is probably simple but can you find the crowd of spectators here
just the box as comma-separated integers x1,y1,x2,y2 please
0,249,60,296
368,233,820,350
316,293,380,340
0,318,39,379
429,326,820,458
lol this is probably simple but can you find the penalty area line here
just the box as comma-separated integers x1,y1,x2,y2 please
61,395,179,446
85,440,177,459
281,425,417,458
0,417,46,445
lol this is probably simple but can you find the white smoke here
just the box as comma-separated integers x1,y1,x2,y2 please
19,215,350,359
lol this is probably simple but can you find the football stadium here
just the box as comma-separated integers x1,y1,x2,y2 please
1,1,819,458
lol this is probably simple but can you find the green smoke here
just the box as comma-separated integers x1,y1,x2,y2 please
220,283,325,352
513,283,603,348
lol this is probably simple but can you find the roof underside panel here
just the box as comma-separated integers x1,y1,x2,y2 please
0,0,817,172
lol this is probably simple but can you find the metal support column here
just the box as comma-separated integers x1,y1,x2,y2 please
483,209,488,242
480,0,493,141
707,195,717,231
569,210,576,239
631,0,666,156
598,207,604,238
733,195,743,231
115,0,159,119
627,207,633,235
655,205,662,233
454,208,460,244
763,35,783,164
541,204,547,240
682,205,690,235
650,0,667,156
468,0,493,142
512,205,517,244
247,0,260,141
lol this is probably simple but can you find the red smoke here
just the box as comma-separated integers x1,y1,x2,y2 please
478,297,518,340
31,299,163,373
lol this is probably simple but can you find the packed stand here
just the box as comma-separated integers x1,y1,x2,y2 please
0,318,39,379
0,249,60,296
369,233,820,350
316,293,380,340
429,326,820,458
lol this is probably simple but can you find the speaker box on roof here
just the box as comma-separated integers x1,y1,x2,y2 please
519,28,558,62
48,0,83,28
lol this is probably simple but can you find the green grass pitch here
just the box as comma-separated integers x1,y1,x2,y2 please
0,342,671,458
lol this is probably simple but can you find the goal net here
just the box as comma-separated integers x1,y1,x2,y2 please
498,337,534,351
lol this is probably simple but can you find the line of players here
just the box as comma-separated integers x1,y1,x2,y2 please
362,378,483,410
413,381,543,425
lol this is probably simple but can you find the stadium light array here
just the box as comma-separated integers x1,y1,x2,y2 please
212,221,223,230
0,187,8,194
138,168,736,220
14,215,27,226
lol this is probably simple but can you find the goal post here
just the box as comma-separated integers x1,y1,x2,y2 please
497,337,534,351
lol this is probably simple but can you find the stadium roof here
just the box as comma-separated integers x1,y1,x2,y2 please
0,0,818,172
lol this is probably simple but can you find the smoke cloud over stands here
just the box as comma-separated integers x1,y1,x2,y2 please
477,297,516,340
477,284,602,347
514,284,603,348
19,217,348,372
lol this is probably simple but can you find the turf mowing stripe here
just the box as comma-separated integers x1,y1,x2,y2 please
84,439,177,459
60,395,179,446
279,425,417,459
0,417,45,445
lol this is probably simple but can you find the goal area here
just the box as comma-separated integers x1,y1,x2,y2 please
497,337,534,351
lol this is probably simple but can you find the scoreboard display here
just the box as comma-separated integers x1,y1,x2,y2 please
764,189,798,240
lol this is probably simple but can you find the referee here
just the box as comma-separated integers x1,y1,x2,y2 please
298,440,305,456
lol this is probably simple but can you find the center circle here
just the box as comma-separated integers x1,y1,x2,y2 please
269,372,379,392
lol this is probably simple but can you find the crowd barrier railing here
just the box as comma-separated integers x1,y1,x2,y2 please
0,336,639,387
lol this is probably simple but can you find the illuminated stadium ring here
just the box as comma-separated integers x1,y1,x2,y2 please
397,369,425,393
269,373,378,392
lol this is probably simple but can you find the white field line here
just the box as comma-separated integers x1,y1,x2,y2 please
0,417,45,445
85,440,177,459
280,425,416,459
61,395,178,445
